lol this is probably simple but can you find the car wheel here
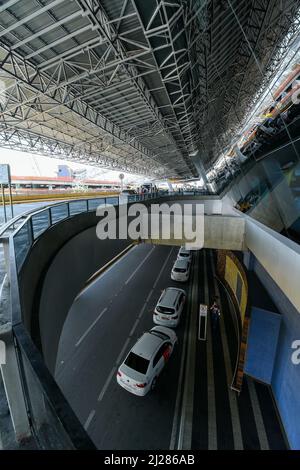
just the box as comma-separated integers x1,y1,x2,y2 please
151,377,157,390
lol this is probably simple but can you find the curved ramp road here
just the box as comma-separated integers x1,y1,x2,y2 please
55,244,195,450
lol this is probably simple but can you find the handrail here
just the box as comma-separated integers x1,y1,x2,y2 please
0,198,68,238
1,189,215,239
0,188,217,448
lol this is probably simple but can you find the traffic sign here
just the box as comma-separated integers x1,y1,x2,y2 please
0,164,11,184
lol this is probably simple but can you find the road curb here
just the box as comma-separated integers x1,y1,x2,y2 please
81,242,136,291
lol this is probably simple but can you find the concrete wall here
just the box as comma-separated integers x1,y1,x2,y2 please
204,215,245,250
221,140,300,232
245,217,300,313
251,257,300,450
221,138,300,206
39,229,129,373
159,197,223,214
19,210,129,374
142,214,245,250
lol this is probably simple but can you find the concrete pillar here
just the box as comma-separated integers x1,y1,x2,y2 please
262,158,299,229
234,144,247,163
243,250,254,271
0,323,31,442
190,151,209,188
2,238,10,283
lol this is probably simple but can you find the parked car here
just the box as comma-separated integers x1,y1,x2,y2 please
171,258,191,282
153,287,186,327
177,246,192,261
116,326,177,396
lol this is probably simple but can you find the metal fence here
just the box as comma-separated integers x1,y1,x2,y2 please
0,191,169,448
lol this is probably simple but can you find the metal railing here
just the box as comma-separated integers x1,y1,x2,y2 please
0,191,169,448
1,192,171,272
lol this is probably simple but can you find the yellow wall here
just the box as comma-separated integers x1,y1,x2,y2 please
224,256,247,323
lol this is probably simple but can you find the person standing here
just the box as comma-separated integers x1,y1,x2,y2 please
210,299,221,334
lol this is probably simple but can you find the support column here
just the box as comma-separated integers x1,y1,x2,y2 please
0,323,31,442
243,250,254,271
190,151,209,188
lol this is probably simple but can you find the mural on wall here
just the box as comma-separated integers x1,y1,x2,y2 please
217,250,250,392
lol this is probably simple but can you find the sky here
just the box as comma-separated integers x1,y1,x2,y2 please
0,148,203,187
0,147,148,184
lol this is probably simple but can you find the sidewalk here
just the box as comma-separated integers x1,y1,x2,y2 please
191,249,287,450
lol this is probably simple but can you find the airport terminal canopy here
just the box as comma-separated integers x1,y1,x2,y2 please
0,0,299,178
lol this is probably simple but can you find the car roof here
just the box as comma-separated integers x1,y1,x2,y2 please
173,258,189,268
158,287,183,306
179,246,190,253
132,332,162,359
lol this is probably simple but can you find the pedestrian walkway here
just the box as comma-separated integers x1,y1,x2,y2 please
191,249,288,450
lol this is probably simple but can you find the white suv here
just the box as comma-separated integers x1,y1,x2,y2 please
177,246,192,261
171,258,191,282
153,287,186,327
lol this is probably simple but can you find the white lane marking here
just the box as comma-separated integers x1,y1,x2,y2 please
138,304,147,319
116,337,132,365
125,246,155,285
97,337,131,403
209,250,243,450
84,409,96,431
146,288,154,303
0,273,7,300
204,250,218,450
97,247,174,403
247,378,270,450
75,307,108,347
129,318,140,337
177,253,198,450
169,254,195,450
76,245,136,300
153,247,174,289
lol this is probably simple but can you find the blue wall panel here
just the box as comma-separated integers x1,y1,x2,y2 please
245,307,281,384
271,306,300,450
252,257,300,449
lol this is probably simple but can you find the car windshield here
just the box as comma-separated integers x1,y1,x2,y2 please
174,268,187,273
156,306,175,314
180,252,189,257
124,352,149,374
151,331,170,341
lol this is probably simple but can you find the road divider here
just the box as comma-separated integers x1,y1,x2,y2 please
177,251,199,450
96,246,174,404
169,252,198,450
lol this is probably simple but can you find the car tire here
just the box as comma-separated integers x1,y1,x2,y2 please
151,377,157,390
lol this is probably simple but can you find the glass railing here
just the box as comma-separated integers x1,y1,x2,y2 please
0,191,172,449
236,160,300,244
1,188,217,448
9,192,168,273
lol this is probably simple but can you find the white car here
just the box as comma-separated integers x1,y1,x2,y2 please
116,326,177,396
154,287,186,327
177,246,192,261
171,258,191,282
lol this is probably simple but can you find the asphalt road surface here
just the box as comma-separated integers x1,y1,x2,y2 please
55,244,195,450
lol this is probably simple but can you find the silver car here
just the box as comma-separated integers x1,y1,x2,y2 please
154,287,186,327
117,326,177,396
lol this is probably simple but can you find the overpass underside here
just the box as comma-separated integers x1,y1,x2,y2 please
140,214,245,251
